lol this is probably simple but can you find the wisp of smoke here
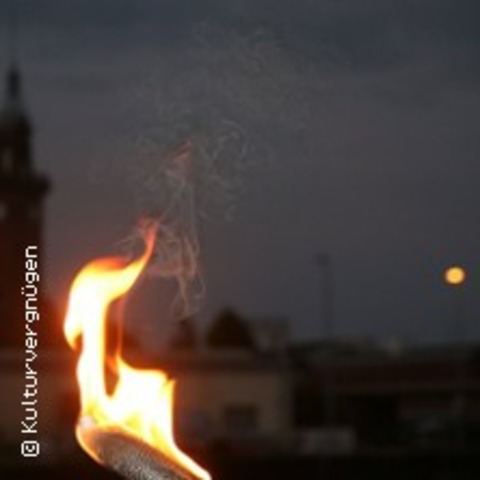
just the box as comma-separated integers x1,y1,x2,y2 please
118,139,204,323
116,25,313,330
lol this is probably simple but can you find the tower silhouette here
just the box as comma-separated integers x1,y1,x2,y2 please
0,63,51,348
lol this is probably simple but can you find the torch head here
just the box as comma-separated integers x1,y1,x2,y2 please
78,417,199,480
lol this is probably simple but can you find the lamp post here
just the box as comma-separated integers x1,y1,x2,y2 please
316,253,335,428
443,265,467,450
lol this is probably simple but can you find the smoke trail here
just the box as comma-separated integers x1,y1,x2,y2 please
114,26,314,329
117,139,204,323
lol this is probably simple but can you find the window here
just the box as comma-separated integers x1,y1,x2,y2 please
223,404,258,437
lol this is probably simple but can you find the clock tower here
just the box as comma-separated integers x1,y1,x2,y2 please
0,64,50,348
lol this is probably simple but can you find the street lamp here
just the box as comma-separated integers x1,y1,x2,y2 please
443,265,467,450
316,253,335,428
316,254,334,341
444,266,466,287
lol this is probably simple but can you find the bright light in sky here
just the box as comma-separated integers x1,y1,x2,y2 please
444,266,466,286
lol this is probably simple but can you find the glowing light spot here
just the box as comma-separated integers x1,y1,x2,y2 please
444,266,466,285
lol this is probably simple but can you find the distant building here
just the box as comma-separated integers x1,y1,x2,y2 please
291,340,480,451
0,63,52,349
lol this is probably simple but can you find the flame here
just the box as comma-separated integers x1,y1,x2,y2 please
64,224,210,480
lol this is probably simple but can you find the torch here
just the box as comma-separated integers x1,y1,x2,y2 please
78,420,199,480
63,223,210,480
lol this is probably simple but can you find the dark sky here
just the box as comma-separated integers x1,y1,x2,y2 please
1,0,479,346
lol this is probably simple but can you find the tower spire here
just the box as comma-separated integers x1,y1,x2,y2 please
4,2,22,108
5,64,21,105
7,1,19,68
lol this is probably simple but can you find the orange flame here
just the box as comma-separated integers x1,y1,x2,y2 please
64,223,210,480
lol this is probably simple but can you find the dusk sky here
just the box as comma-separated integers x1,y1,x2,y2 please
1,0,479,346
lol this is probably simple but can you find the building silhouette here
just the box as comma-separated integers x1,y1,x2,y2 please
0,63,51,349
